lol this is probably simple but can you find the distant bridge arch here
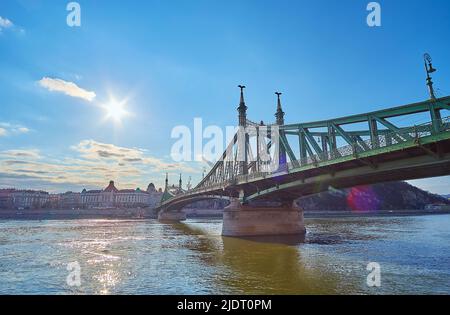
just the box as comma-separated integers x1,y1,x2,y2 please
157,195,231,212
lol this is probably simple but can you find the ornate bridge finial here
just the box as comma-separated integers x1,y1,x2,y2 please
238,85,246,105
275,91,285,125
237,85,247,127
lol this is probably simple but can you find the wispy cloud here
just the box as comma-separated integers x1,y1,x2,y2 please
38,77,96,102
72,139,197,172
0,16,13,31
0,122,31,136
0,140,200,192
0,16,25,34
1,149,41,159
17,127,30,133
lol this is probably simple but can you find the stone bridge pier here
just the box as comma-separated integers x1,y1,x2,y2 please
157,197,305,237
222,198,306,237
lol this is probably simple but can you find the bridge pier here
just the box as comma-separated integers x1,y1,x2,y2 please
158,210,187,222
222,199,306,237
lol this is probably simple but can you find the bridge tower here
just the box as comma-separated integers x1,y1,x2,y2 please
237,85,247,127
157,173,187,222
222,90,305,237
275,92,287,169
237,85,250,175
222,89,306,237
275,92,285,125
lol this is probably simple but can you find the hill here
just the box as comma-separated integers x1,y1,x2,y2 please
188,181,449,211
297,181,450,211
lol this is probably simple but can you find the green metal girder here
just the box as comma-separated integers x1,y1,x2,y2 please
284,126,426,138
236,131,450,193
303,140,319,164
331,123,355,146
280,133,300,168
355,136,371,151
166,130,450,206
196,133,238,189
373,116,413,141
331,123,366,153
299,131,307,161
435,99,450,110
194,96,450,193
282,96,450,131
300,127,323,156
245,148,450,202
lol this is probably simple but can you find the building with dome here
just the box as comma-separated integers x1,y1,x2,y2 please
78,180,163,209
146,182,163,208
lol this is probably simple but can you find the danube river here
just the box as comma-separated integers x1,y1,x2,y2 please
0,215,449,295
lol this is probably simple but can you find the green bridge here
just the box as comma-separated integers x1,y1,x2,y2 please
158,59,450,237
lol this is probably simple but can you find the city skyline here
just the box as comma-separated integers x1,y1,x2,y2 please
1,0,450,194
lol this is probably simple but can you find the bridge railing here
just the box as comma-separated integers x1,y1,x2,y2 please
283,117,449,172
287,117,450,169
233,117,450,185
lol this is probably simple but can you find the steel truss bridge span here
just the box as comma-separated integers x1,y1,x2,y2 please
157,96,450,213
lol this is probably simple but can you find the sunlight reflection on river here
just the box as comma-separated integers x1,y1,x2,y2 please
0,215,449,294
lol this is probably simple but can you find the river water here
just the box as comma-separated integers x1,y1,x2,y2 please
0,215,449,295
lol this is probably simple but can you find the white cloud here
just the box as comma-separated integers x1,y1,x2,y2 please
72,139,197,172
0,16,13,30
0,140,202,192
17,127,30,133
0,16,24,34
38,77,96,102
1,149,41,159
0,122,31,136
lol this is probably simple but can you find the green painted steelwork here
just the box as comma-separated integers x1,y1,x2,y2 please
158,96,450,210
282,96,450,130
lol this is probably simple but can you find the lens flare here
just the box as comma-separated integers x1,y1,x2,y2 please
101,97,130,124
346,186,380,212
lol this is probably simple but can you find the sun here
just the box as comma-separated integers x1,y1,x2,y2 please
102,97,130,123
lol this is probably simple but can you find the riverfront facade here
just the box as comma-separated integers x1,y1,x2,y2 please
0,189,52,209
79,181,162,209
0,181,163,210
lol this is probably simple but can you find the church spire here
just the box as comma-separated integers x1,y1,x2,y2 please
237,85,247,127
275,92,285,125
179,174,182,190
165,173,168,190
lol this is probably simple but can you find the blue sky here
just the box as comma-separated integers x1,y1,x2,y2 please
0,0,449,194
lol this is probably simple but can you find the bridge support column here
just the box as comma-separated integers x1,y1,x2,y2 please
222,199,306,237
158,210,186,222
